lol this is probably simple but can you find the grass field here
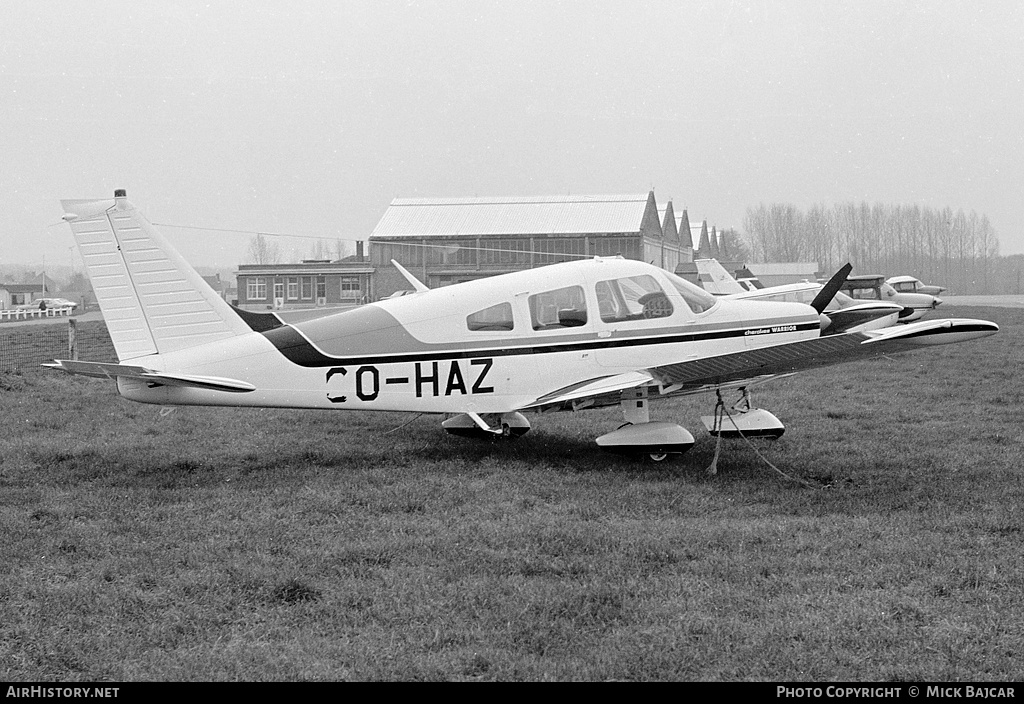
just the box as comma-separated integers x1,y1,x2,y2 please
1,305,1022,681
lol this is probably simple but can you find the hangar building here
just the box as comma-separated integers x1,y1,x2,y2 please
368,192,693,298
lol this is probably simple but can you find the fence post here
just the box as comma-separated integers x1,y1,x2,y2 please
68,318,78,360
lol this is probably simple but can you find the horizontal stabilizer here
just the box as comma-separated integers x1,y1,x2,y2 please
44,359,255,393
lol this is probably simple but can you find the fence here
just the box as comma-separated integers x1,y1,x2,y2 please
0,306,75,323
0,319,117,373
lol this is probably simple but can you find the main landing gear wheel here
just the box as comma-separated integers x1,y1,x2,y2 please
648,452,670,462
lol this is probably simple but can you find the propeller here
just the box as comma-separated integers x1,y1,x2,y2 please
810,263,853,314
811,263,853,333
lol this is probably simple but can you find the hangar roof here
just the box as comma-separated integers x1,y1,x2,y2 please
370,193,658,239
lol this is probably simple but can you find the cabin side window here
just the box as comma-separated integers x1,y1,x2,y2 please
467,302,515,331
595,274,674,322
849,287,880,300
529,285,587,330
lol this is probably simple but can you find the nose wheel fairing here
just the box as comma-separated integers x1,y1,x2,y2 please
595,421,696,456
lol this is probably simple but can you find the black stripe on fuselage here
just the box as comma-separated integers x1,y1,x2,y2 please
261,321,822,368
231,305,285,333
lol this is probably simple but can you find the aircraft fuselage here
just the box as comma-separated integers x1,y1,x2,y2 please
116,258,820,414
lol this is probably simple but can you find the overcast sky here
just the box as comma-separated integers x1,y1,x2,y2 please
2,0,1022,271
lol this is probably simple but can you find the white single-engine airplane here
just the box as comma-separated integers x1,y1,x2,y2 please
841,275,942,322
693,259,907,333
886,275,946,297
48,192,999,462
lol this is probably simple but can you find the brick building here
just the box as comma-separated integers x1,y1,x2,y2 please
234,246,373,311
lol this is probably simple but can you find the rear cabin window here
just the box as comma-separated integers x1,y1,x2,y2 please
529,285,587,330
595,274,674,322
467,302,514,331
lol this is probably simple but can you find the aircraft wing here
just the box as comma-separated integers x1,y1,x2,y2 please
646,318,997,389
518,318,996,412
44,359,256,393
522,371,655,408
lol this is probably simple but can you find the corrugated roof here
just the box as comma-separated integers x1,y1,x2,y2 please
370,194,653,239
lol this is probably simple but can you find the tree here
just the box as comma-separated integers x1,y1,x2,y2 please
741,201,1002,293
246,233,280,264
717,228,751,263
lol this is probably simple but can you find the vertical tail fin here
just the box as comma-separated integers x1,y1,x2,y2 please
61,191,251,361
733,266,765,291
694,258,746,295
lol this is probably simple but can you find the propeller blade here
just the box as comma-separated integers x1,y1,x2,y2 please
810,263,853,314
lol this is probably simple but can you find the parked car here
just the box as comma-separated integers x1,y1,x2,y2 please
13,297,78,311
39,297,79,309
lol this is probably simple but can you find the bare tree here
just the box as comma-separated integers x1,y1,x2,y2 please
245,233,280,265
742,201,1002,293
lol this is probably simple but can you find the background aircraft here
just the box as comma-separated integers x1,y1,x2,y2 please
693,259,905,333
841,275,942,322
886,275,946,296
48,192,997,463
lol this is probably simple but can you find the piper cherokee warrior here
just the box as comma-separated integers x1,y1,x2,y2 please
49,191,999,462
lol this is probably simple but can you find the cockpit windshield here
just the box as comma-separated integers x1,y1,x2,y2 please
662,271,718,314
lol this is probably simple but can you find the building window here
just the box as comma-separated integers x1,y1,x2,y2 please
274,282,285,300
591,236,639,259
373,242,422,267
534,237,585,264
426,240,478,266
481,238,529,266
246,277,267,300
340,277,361,298
301,276,313,300
287,277,299,300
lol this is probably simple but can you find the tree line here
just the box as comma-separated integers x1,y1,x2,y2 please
742,202,1021,294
